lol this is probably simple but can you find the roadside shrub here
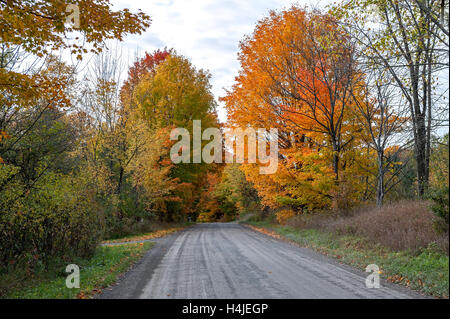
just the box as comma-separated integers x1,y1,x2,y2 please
429,186,449,234
286,200,448,254
101,192,160,239
104,218,177,240
276,209,296,225
243,212,264,222
330,178,361,216
103,214,157,239
0,172,102,271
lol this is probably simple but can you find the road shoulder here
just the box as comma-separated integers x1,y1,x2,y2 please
98,229,187,299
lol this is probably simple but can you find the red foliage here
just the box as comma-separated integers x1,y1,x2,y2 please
120,49,171,104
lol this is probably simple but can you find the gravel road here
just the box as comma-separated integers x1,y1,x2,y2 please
99,223,424,299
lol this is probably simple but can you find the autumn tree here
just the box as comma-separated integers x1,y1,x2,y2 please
0,57,100,270
74,48,174,233
0,0,150,56
215,164,260,217
333,0,449,197
224,7,363,176
0,47,74,148
197,171,223,222
0,1,151,268
0,0,151,152
222,7,367,212
411,0,449,48
0,56,76,194
351,68,410,206
77,47,128,199
131,53,220,221
428,134,449,232
196,164,258,223
120,49,171,112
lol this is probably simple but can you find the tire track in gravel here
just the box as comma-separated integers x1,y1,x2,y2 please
99,223,426,299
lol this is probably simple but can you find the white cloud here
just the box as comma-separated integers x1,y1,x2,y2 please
110,0,333,122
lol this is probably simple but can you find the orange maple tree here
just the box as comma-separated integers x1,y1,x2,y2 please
0,0,151,150
222,6,368,212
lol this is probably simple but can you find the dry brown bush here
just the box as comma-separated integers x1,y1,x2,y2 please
286,200,449,254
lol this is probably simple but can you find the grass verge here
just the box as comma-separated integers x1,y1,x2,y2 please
5,242,153,299
102,226,186,244
244,221,449,299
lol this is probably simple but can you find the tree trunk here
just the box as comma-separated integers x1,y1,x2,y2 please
415,114,428,197
376,151,384,206
331,139,339,181
117,166,124,195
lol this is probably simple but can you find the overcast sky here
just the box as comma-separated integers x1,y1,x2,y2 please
110,0,333,122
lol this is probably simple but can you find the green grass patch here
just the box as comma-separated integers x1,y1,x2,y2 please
104,222,194,241
4,242,153,299
102,226,187,244
245,221,449,298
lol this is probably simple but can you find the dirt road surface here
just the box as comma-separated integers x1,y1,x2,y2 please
99,223,424,299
